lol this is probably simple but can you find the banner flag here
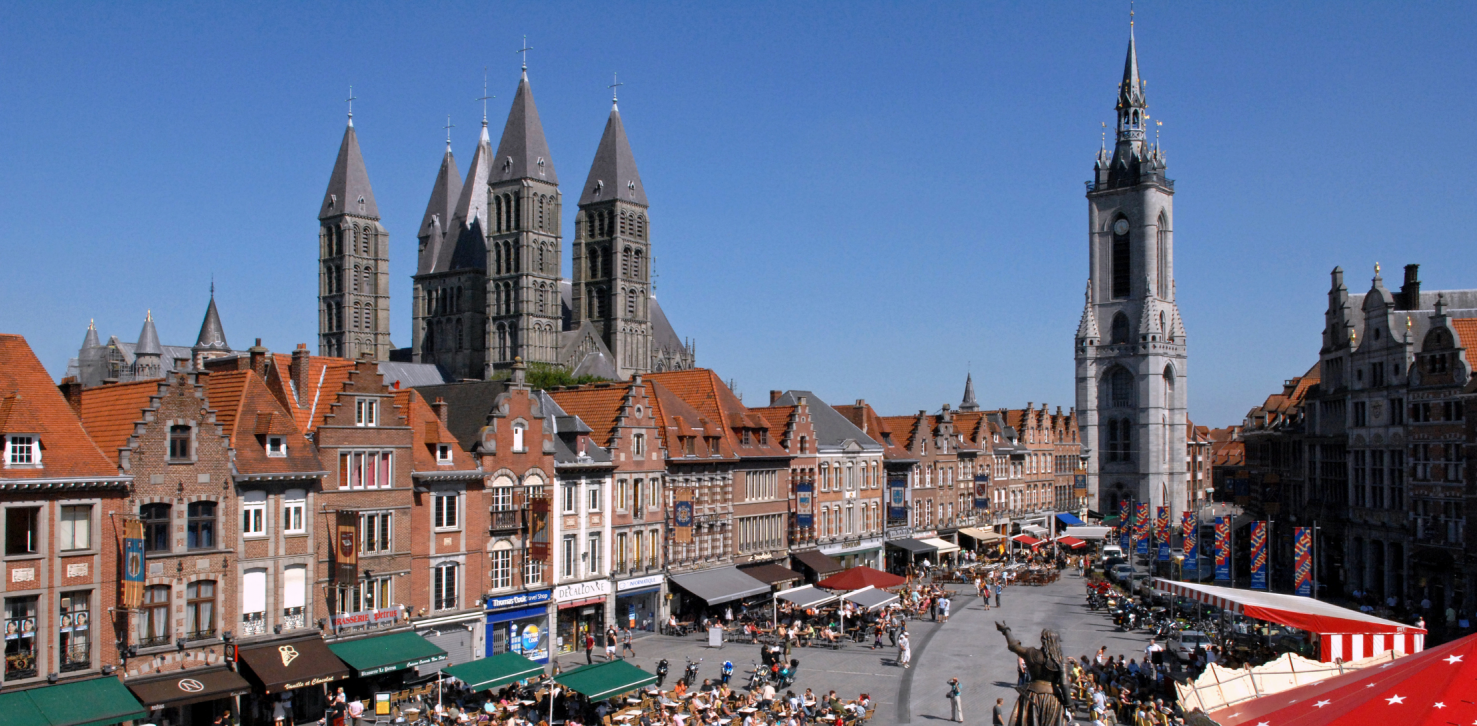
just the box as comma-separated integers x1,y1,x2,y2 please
526,491,551,562
1155,507,1170,561
121,518,145,609
796,482,814,529
1134,502,1150,556
973,474,991,510
888,479,908,521
1182,511,1198,562
334,510,358,585
1250,521,1268,590
1119,500,1131,551
1214,517,1231,581
674,487,695,544
1294,526,1313,597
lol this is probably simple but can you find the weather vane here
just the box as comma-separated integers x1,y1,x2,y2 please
346,86,357,126
476,68,494,125
444,115,455,148
609,72,624,104
518,36,532,72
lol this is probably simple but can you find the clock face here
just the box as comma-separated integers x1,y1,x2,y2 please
1113,219,1130,235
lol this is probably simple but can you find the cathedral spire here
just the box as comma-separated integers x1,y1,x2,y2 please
492,70,557,184
580,101,646,206
416,140,463,276
440,118,494,271
959,373,979,412
319,121,380,220
1115,26,1147,148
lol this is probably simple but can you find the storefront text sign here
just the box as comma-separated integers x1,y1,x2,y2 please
487,589,552,610
331,606,399,629
554,579,611,601
616,575,663,593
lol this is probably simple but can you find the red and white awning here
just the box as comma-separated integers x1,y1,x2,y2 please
1011,534,1042,547
1154,579,1425,662
1055,535,1086,549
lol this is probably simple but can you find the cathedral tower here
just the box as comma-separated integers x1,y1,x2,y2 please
1075,22,1189,520
573,95,652,379
485,68,562,373
319,113,390,361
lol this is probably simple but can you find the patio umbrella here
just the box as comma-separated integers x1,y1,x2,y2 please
815,566,906,591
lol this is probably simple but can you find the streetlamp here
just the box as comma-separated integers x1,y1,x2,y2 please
1171,554,1185,622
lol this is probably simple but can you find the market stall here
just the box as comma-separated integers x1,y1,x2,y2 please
1011,534,1043,549
441,652,545,692
553,660,657,702
1152,579,1425,662
1054,535,1087,550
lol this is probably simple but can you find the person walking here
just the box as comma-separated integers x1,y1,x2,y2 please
992,697,1006,726
945,678,963,722
584,631,596,664
939,595,951,622
604,626,618,661
621,626,636,658
898,630,912,669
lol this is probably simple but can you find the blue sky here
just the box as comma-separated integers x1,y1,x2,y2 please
2,2,1474,426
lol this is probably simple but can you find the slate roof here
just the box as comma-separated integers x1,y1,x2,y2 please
203,369,324,477
831,400,912,460
135,314,163,356
416,149,462,276
650,296,685,355
438,123,493,273
194,295,230,353
377,362,447,390
410,380,510,453
491,72,557,185
0,334,119,480
772,390,881,453
319,123,379,220
394,389,479,473
78,379,165,468
578,104,647,207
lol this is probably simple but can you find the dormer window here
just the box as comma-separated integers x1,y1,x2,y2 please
437,444,453,463
266,436,287,458
355,399,378,426
741,430,752,446
5,435,38,467
169,425,192,461
683,437,695,457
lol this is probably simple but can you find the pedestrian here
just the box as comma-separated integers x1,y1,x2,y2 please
584,631,596,664
939,595,951,622
605,626,617,661
898,630,911,669
944,678,963,722
621,626,636,658
1016,656,1028,686
992,697,1006,726
872,622,884,650
995,581,1003,608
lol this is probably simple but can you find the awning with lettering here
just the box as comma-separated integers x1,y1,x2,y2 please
328,631,448,677
238,636,351,694
127,667,252,709
0,675,148,726
669,567,771,606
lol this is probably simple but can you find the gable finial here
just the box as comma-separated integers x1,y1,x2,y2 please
518,36,532,73
609,71,624,106
210,274,215,298
346,86,357,127
475,68,494,127
1130,0,1135,35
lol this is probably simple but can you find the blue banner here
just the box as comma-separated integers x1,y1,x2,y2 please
1135,503,1150,556
1214,517,1231,581
972,474,990,510
796,482,814,528
888,479,908,521
1181,512,1198,562
1249,521,1268,590
1294,527,1313,597
1119,500,1131,551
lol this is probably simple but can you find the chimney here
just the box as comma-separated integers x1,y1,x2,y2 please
770,390,782,405
58,377,83,416
432,397,449,426
291,344,310,403
1399,264,1421,311
855,399,864,407
249,338,268,377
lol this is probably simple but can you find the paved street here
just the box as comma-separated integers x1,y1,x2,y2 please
552,570,1157,725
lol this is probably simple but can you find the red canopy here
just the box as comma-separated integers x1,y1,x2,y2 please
814,566,906,591
1208,632,1477,725
1055,536,1086,549
1012,534,1042,547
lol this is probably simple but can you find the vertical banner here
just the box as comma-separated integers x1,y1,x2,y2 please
1214,517,1231,581
673,487,694,544
1155,507,1170,561
1134,502,1150,556
1249,521,1268,590
795,482,814,529
1118,500,1131,551
973,473,991,510
1181,511,1198,562
333,511,358,585
1073,474,1087,496
526,491,551,561
121,518,145,609
1294,527,1313,597
888,479,908,521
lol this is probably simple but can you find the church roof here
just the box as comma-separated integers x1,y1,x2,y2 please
194,294,230,353
579,104,646,207
960,373,979,411
417,148,462,276
135,313,163,357
491,72,557,186
438,123,494,272
650,295,685,355
319,123,380,220
82,321,100,350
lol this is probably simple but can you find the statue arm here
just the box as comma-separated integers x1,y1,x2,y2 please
995,622,1028,657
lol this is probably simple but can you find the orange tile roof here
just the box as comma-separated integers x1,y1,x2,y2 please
750,405,797,436
395,390,478,472
644,369,788,458
204,369,324,476
0,335,120,479
880,415,922,451
645,379,725,457
266,352,356,431
202,370,250,437
78,378,165,468
952,411,987,447
1451,318,1477,351
832,401,911,459
547,385,630,448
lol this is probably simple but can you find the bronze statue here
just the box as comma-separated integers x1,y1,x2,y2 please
995,622,1070,726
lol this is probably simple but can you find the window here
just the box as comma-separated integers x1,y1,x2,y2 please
433,493,459,529
1110,368,1133,407
360,512,392,554
340,451,392,489
266,436,286,457
512,423,526,453
1111,221,1131,299
284,565,306,627
524,549,543,585
59,591,90,671
633,434,645,456
436,444,453,463
562,535,576,578
355,398,378,426
141,503,171,553
50,504,90,552
616,480,629,511
432,563,458,611
588,534,602,575
242,492,266,537
1353,401,1367,427
683,437,695,456
490,548,513,589
562,481,577,514
5,436,37,466
187,501,216,550
5,596,37,678
186,580,216,639
1352,450,1368,507
168,425,192,461
616,533,628,571
283,490,306,534
138,585,171,647
588,482,602,512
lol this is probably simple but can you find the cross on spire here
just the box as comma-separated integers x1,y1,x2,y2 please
609,72,624,105
444,114,455,149
475,68,494,126
346,86,357,126
518,36,532,72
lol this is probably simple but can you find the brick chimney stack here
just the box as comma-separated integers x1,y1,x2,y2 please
432,397,449,426
770,390,782,405
291,344,310,404
249,338,268,377
1399,264,1422,311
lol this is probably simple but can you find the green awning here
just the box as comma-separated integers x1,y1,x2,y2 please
554,660,657,702
442,652,545,691
6,676,149,726
329,631,448,677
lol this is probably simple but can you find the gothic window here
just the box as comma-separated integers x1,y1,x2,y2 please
1111,218,1131,299
622,247,631,278
423,326,435,355
1157,212,1170,299
587,288,597,318
1110,313,1130,344
589,248,601,279
537,283,547,314
353,302,361,330
364,304,373,331
537,195,545,230
596,288,609,318
455,320,464,351
364,265,375,294
494,196,503,233
602,246,613,278
1159,311,1167,337
627,288,636,316
1110,367,1133,408
352,266,360,293
638,214,646,240
633,249,644,280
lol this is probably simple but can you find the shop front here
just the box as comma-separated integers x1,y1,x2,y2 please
667,567,772,622
819,535,884,570
613,575,664,632
0,675,148,726
554,580,611,655
413,611,482,676
328,631,448,698
126,666,252,726
236,635,351,726
884,535,937,572
485,589,552,664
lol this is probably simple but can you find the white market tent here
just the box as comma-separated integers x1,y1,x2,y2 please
1063,525,1113,540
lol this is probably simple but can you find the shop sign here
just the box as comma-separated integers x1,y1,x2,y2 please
554,579,611,602
912,529,937,539
331,606,399,629
885,527,910,540
617,575,664,593
487,589,552,611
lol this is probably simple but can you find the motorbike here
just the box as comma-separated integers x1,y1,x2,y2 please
746,661,769,691
777,658,799,688
655,659,670,688
679,657,702,688
721,660,733,686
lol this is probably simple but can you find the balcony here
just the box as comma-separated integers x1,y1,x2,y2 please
241,611,266,637
489,509,523,534
632,506,646,523
137,634,171,648
282,607,306,631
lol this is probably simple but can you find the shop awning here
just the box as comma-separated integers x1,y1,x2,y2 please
442,652,545,692
128,667,251,709
1021,524,1049,537
775,585,838,609
1063,525,1113,540
4,675,149,726
238,636,351,694
740,563,803,587
1153,579,1426,662
1012,534,1042,547
554,660,657,702
669,567,771,606
815,566,906,591
791,549,845,576
843,586,900,611
959,527,1003,542
329,631,448,677
919,537,960,555
1055,535,1087,549
1055,512,1086,526
885,538,936,555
